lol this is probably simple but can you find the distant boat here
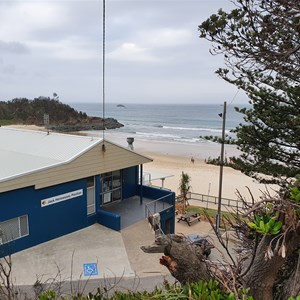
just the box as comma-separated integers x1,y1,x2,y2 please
117,104,126,108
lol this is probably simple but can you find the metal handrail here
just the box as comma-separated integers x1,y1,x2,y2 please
142,172,151,185
145,193,172,218
144,193,174,238
145,205,165,238
176,192,245,210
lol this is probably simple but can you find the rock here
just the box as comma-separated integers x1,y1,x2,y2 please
47,118,124,132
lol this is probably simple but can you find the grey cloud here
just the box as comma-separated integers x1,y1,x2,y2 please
2,64,16,74
0,41,29,54
0,0,240,104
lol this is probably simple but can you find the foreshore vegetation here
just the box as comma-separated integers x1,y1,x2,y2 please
188,0,300,298
199,0,300,187
0,94,123,132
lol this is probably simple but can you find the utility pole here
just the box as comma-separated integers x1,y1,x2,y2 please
216,101,227,232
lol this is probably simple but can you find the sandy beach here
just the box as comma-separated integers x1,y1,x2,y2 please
102,132,279,202
142,152,278,202
4,125,279,202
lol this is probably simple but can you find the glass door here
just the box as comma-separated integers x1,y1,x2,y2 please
101,170,122,205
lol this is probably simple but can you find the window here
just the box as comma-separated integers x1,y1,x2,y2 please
87,176,96,215
0,215,29,244
101,171,122,205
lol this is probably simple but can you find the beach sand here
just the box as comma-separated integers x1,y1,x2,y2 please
4,124,47,131
142,152,278,202
4,125,279,202
102,132,279,202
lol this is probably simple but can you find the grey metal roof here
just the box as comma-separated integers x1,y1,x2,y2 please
0,127,102,182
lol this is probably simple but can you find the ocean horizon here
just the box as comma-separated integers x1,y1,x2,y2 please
70,102,246,145
68,102,246,159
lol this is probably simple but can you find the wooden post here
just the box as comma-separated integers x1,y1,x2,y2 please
216,101,227,232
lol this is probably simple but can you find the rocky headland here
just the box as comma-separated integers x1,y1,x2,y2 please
0,97,123,132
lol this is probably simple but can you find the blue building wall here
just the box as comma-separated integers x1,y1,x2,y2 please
0,166,142,256
160,206,175,234
0,179,88,256
122,166,138,199
138,185,176,234
97,210,121,231
0,166,175,256
139,185,174,205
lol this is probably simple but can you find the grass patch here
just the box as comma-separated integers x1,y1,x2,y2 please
186,206,203,214
0,119,16,126
186,206,235,227
187,206,232,218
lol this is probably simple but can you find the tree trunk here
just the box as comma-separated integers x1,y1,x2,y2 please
277,252,300,299
141,230,300,299
161,240,211,284
141,234,211,284
282,265,300,299
243,233,300,300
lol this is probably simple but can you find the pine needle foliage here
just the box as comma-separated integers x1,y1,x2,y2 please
199,0,300,186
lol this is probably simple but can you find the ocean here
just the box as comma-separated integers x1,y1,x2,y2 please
70,102,245,146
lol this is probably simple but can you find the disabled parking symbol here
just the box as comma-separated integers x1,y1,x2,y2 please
83,263,98,276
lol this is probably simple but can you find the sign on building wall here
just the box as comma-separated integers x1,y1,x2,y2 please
41,189,83,207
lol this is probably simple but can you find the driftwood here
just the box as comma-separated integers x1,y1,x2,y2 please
141,234,211,284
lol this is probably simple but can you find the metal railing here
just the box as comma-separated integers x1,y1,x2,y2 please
176,192,245,211
141,172,172,191
142,172,151,185
145,204,165,238
144,193,174,238
145,193,174,217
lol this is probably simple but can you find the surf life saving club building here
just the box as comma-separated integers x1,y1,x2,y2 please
0,128,175,257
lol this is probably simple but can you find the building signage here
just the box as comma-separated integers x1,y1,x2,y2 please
41,189,83,207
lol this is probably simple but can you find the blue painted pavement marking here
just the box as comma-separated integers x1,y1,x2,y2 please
83,263,98,276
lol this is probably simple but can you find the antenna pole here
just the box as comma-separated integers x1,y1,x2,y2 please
102,0,106,141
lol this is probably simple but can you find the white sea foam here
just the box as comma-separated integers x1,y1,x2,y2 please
72,102,244,146
162,125,231,134
163,125,205,131
135,131,180,139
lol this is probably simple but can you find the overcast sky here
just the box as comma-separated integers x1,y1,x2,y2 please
0,0,247,104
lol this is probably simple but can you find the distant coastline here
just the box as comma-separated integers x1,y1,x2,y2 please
70,102,245,147
0,97,124,132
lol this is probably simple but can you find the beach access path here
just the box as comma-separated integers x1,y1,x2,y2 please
13,218,234,299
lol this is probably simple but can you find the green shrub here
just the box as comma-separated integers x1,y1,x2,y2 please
38,290,56,300
36,280,255,300
247,214,282,235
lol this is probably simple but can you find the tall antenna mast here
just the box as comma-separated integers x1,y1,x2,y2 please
102,0,106,143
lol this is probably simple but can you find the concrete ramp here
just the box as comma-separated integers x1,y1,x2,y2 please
10,224,134,286
121,219,169,277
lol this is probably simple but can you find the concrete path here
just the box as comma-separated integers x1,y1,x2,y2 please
11,224,134,286
7,217,235,298
176,215,236,263
10,221,174,298
121,220,169,278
